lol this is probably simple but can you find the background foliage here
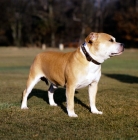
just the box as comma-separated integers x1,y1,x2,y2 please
0,0,138,47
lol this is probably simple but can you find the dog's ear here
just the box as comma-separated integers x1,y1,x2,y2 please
85,32,98,44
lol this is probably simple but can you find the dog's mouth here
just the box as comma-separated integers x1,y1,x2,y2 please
110,51,123,57
110,48,124,57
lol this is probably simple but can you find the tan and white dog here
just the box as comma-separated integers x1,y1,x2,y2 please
21,32,124,117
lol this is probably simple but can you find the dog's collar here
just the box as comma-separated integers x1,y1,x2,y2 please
81,43,101,65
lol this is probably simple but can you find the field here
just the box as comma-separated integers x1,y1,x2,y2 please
0,47,138,140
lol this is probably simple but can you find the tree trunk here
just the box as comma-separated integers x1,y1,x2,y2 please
79,0,86,44
11,21,21,47
79,23,86,44
48,0,55,47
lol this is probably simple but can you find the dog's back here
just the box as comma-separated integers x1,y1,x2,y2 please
31,51,75,86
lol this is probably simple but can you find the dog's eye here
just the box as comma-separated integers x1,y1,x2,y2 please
109,39,114,42
88,40,93,44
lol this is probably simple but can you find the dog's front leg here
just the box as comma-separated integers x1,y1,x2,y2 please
66,85,78,117
88,82,103,114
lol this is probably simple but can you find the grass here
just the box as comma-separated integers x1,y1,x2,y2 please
0,47,138,140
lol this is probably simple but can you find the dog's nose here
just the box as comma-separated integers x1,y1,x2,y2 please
120,43,125,52
120,43,125,47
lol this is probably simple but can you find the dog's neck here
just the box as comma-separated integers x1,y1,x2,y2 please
81,43,101,65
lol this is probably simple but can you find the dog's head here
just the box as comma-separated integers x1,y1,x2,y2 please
85,32,124,63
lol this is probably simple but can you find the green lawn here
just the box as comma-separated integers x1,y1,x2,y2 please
0,47,138,140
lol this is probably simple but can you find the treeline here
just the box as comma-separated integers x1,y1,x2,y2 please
0,0,138,48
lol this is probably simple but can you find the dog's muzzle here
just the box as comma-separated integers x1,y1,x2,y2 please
110,43,124,57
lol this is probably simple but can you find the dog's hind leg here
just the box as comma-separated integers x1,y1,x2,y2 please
48,84,57,106
21,75,41,109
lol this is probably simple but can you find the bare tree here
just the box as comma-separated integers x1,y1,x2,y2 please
48,0,55,47
10,0,28,46
70,0,95,44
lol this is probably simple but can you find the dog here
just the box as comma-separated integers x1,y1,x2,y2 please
21,32,124,117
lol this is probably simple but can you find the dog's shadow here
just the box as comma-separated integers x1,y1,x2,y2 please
104,73,138,84
28,88,90,114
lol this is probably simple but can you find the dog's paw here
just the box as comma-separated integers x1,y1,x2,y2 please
92,110,103,115
21,106,29,109
69,113,78,117
50,103,58,106
68,111,78,117
91,107,103,115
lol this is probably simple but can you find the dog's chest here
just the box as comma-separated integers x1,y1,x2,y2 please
75,64,101,89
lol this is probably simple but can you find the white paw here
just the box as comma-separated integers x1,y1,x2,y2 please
21,106,29,109
91,107,103,114
92,110,103,114
50,103,57,106
68,111,78,117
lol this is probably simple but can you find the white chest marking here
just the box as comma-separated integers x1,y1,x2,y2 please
75,63,101,89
